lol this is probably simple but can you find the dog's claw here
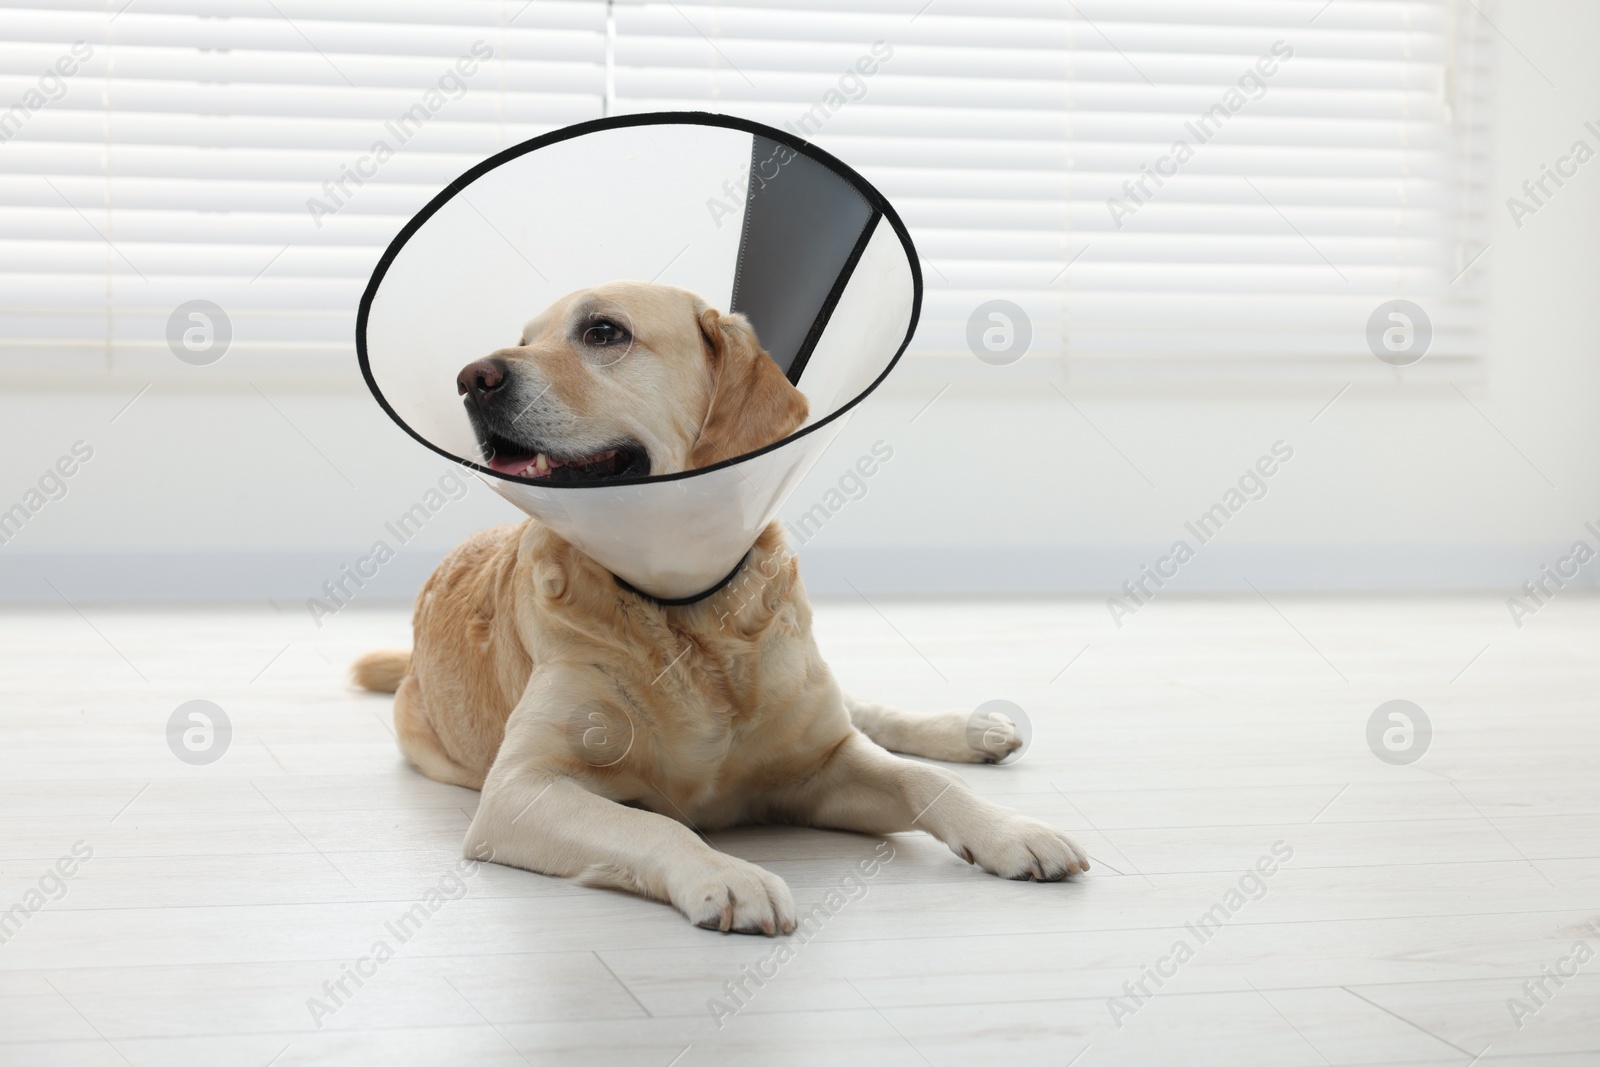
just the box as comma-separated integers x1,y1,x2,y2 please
960,817,1088,882
679,857,795,935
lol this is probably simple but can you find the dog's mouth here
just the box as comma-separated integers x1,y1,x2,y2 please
479,431,650,484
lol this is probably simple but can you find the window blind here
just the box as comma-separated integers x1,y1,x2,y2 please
610,0,1492,381
0,0,1491,383
0,0,607,378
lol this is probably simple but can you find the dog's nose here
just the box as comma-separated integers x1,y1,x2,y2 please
457,358,508,399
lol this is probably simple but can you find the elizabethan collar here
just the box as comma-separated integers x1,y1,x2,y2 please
358,113,921,601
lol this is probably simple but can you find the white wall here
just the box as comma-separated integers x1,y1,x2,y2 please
2,0,1597,605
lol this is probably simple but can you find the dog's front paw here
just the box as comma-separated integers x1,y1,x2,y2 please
962,708,1024,763
672,855,797,935
954,816,1089,881
897,708,1023,763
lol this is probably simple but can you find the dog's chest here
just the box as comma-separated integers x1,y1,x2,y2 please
620,612,842,815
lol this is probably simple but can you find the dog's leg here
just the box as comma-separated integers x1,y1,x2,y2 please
844,693,1023,764
394,675,485,791
784,731,1088,880
464,675,796,934
466,774,795,934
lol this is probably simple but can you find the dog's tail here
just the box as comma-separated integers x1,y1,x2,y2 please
351,649,411,693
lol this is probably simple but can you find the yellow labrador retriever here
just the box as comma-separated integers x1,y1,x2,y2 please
353,281,1087,935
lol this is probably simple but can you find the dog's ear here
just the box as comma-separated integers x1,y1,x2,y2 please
691,307,809,469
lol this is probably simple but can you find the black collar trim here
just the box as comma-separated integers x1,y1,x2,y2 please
613,551,751,608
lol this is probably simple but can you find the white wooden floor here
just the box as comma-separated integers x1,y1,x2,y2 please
1,593,1597,1066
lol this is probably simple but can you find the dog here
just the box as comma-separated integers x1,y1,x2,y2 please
353,281,1087,934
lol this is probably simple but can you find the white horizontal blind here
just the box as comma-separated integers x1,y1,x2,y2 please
0,0,607,377
611,0,1492,379
0,0,1490,382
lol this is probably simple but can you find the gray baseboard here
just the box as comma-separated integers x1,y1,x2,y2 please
792,543,1599,596
0,550,442,606
0,543,1590,603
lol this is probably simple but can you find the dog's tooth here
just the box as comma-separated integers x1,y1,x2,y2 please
535,453,549,473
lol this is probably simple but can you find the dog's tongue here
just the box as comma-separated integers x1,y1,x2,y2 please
487,453,537,476
482,449,616,478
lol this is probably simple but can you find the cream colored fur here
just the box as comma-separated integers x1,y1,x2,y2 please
353,283,1087,934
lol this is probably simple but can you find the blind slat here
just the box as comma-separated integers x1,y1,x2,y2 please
0,0,1491,378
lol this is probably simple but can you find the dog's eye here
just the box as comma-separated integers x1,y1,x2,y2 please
583,320,630,347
